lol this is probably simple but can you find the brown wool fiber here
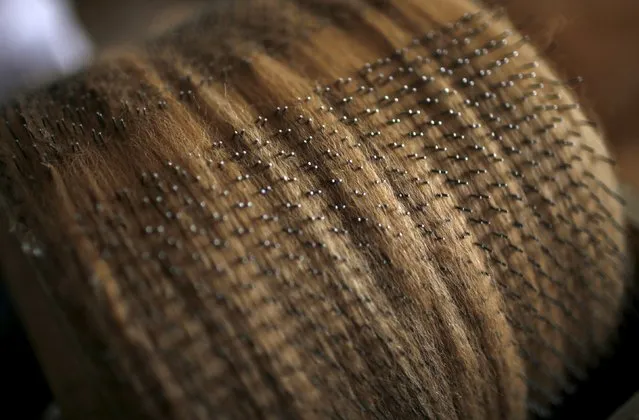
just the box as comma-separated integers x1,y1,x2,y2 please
0,0,630,419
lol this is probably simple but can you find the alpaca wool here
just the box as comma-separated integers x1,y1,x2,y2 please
0,0,629,418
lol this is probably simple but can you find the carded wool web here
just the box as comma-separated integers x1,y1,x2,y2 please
0,0,630,419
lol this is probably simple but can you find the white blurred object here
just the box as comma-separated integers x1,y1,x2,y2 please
0,0,93,101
